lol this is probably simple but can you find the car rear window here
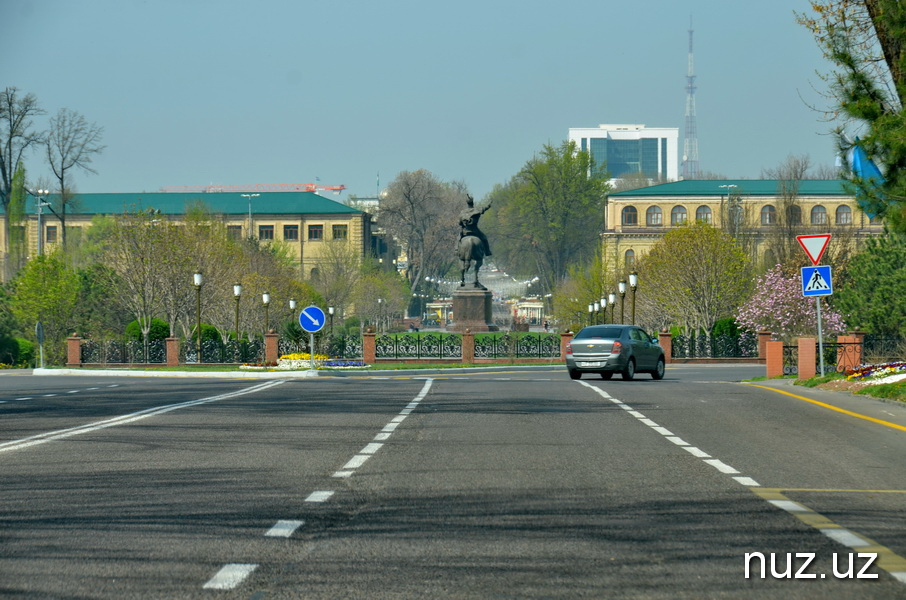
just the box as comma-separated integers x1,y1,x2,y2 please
575,327,623,339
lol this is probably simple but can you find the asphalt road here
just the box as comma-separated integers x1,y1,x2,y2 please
1,365,905,599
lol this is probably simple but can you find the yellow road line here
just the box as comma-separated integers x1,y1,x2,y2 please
747,384,906,432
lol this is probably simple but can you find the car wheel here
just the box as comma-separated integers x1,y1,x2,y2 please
601,372,613,380
651,357,665,380
569,369,581,380
621,358,636,380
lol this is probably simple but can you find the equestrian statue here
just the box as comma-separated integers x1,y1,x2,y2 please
457,194,492,289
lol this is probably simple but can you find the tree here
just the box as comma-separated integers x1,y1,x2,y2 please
798,1,906,231
482,140,609,292
378,169,460,292
550,247,621,332
832,231,906,335
636,222,753,335
9,251,80,364
736,264,847,341
45,108,105,246
0,88,44,279
313,239,363,319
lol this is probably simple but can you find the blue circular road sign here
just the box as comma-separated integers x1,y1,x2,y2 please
298,305,326,333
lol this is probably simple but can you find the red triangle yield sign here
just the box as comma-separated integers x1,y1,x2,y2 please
797,234,832,266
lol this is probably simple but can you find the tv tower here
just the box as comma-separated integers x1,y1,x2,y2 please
682,19,701,179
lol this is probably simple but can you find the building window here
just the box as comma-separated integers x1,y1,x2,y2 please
308,224,324,240
696,206,712,224
646,206,663,227
227,225,243,240
283,225,299,241
811,205,828,225
46,225,58,244
836,205,852,225
787,205,802,225
761,205,776,225
258,225,274,240
671,205,687,225
625,249,635,267
332,224,348,240
621,206,638,226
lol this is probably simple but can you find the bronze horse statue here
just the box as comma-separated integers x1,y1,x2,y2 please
458,234,486,289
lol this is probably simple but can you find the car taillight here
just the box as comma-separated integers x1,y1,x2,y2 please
565,342,572,355
611,341,622,354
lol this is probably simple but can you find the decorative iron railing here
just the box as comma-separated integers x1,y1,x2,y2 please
474,332,561,359
671,332,758,359
182,340,264,364
375,333,463,359
81,339,166,364
278,334,363,359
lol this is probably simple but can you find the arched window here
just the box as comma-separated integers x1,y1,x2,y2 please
761,205,776,225
811,205,828,225
622,206,638,226
671,205,687,225
763,249,777,269
695,205,712,224
646,206,663,226
787,205,802,225
625,249,635,268
836,205,852,225
310,268,320,284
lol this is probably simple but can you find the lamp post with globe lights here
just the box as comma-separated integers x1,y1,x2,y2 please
233,284,242,343
262,292,270,334
629,272,639,325
618,280,627,324
193,272,203,361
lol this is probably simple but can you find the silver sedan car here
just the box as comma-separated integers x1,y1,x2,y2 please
565,325,665,380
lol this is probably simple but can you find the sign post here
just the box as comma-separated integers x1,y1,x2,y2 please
298,306,326,374
35,321,45,369
797,235,832,376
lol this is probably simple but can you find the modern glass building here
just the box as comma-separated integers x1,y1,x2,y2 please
568,124,679,182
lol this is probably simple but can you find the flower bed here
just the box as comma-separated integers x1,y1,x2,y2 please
845,361,906,384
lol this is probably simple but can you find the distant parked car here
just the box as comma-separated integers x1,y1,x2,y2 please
565,325,665,380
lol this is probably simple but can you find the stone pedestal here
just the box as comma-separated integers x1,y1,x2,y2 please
449,287,498,332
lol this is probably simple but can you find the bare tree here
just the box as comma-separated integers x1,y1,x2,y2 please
0,88,44,278
45,108,105,246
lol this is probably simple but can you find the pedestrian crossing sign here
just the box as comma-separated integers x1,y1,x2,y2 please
802,265,833,297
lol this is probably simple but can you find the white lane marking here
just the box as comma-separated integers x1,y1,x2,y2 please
374,432,391,441
332,470,354,478
627,410,645,419
15,397,31,401
891,572,906,584
400,408,413,415
0,401,6,404
665,436,689,446
305,491,334,503
382,423,400,433
703,459,740,474
820,528,871,548
639,418,659,427
107,385,119,388
391,415,406,423
360,443,382,455
652,426,675,436
87,387,99,391
67,390,80,394
342,455,371,470
203,563,258,589
769,499,809,512
681,446,710,458
734,476,761,487
43,394,57,397
0,380,286,454
265,520,304,538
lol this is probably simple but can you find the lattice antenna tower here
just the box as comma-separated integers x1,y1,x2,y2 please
682,18,701,179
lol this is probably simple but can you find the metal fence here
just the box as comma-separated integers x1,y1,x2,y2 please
373,332,561,360
376,333,463,360
474,332,561,359
862,335,906,364
671,332,758,359
182,339,264,364
81,339,166,364
278,334,363,359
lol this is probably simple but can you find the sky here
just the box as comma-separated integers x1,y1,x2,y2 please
3,0,841,202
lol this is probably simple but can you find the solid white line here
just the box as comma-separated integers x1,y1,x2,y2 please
265,520,304,538
305,491,334,503
682,446,711,458
203,563,258,589
360,443,383,455
0,380,286,454
665,436,689,446
733,476,761,487
342,455,371,470
703,459,740,474
820,528,871,547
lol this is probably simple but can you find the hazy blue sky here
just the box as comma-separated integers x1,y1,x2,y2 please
3,0,839,201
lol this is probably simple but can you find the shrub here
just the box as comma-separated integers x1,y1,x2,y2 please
125,318,170,342
16,338,34,366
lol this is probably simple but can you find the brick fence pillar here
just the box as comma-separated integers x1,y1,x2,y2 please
849,330,865,368
798,337,817,380
758,331,772,360
462,330,475,363
560,331,574,361
658,330,672,364
363,329,376,364
264,331,279,364
66,335,82,368
765,341,784,378
165,337,180,367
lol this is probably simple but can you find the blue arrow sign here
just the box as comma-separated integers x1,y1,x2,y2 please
802,265,833,297
299,305,326,333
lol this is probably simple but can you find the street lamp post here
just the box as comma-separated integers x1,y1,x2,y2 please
241,193,260,237
593,301,601,325
587,303,594,327
629,272,638,325
35,189,50,256
262,292,270,334
377,298,383,333
233,283,242,342
328,306,334,336
194,272,203,361
600,297,608,324
618,280,627,324
608,292,617,324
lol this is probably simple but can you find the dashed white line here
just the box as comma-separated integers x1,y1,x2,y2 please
665,436,689,446
373,432,391,441
15,397,31,401
703,458,740,474
360,443,383,455
769,499,809,512
342,455,371,470
67,390,79,394
265,520,304,538
733,476,761,487
304,491,335,503
203,563,258,589
682,446,711,458
652,426,675,436
43,394,57,397
821,528,872,548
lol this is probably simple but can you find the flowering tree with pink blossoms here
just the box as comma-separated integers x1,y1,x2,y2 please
736,265,846,342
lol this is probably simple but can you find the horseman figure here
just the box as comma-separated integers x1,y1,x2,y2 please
458,195,492,288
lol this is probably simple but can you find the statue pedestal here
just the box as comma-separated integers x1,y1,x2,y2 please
448,287,498,332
